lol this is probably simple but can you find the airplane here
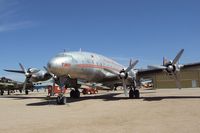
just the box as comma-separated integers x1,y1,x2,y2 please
45,49,200,104
0,77,34,95
5,49,200,105
4,63,52,94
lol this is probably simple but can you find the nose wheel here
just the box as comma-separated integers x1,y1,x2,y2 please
129,88,140,99
56,94,66,105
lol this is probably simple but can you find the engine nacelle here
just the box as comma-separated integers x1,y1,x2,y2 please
27,68,40,74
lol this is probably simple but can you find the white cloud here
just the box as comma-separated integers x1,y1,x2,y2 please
0,21,34,32
0,0,35,32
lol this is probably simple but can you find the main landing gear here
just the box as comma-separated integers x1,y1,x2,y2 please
70,89,80,99
129,87,140,99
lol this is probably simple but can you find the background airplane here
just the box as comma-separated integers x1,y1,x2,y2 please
0,77,34,95
4,63,52,94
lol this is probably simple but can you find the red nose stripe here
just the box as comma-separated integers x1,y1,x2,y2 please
62,63,71,68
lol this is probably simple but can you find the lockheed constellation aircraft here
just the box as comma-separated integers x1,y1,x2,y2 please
5,49,200,104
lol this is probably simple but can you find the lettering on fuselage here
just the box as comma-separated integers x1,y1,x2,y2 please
62,63,71,68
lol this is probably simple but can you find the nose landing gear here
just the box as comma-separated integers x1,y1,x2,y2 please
56,94,66,105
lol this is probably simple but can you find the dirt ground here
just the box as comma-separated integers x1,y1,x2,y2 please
0,88,200,133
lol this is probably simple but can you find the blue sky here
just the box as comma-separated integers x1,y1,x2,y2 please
0,0,200,81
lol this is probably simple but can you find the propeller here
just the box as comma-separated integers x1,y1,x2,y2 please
15,63,40,91
148,49,184,89
119,60,139,96
4,63,45,92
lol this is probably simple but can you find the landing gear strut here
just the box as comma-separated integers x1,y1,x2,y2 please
129,87,140,99
70,89,80,99
7,90,10,95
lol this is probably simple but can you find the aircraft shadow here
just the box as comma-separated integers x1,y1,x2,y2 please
2,92,200,106
26,93,130,106
0,95,45,100
143,96,200,101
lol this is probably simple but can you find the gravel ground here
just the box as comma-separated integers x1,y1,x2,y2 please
0,88,200,133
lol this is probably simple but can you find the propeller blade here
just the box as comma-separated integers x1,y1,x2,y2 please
122,78,128,96
172,49,184,65
22,78,28,90
125,60,139,73
19,63,27,73
148,65,167,69
4,69,25,74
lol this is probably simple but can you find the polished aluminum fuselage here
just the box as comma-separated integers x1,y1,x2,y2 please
47,51,129,83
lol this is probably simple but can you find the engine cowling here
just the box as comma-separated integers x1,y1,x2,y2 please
166,64,176,73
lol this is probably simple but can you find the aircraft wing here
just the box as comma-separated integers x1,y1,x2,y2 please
181,62,200,69
137,68,163,77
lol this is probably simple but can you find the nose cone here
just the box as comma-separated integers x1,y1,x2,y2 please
47,56,72,76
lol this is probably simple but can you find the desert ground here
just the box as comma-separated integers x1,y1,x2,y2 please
0,88,200,133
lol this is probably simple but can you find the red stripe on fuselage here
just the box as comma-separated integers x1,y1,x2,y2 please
61,63,121,72
77,64,120,72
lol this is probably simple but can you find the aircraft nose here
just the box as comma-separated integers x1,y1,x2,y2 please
47,56,72,75
47,58,57,72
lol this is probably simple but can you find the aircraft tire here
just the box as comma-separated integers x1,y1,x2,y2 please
70,90,80,98
25,90,29,95
129,90,134,99
134,90,140,99
56,96,66,105
75,90,80,98
1,90,4,95
70,90,76,98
